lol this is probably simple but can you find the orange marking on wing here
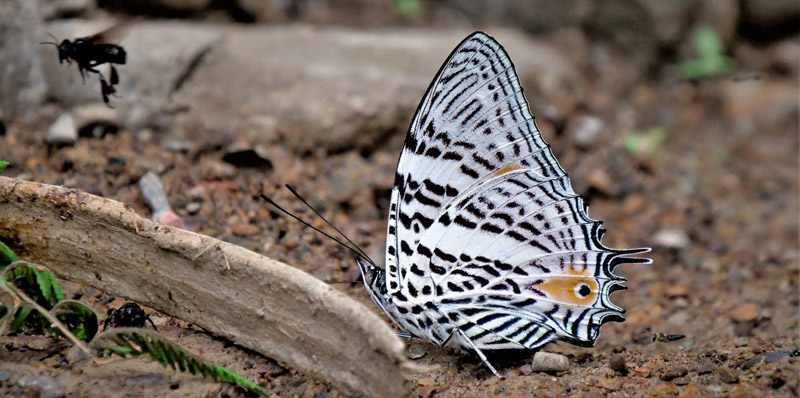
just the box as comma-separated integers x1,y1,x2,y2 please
492,163,522,177
535,266,598,306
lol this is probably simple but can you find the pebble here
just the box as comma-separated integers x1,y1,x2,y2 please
530,352,570,372
665,284,689,298
653,228,690,249
185,202,202,214
569,115,605,149
587,169,613,195
519,364,533,376
165,139,194,153
730,303,759,323
660,366,688,381
650,383,679,396
764,351,789,363
17,375,65,398
140,171,184,229
46,113,77,145
169,375,180,390
417,377,434,386
231,222,260,237
634,364,652,377
406,344,427,360
717,366,739,384
609,354,628,375
743,355,764,369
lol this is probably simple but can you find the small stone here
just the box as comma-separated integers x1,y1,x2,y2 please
519,364,533,375
231,223,260,236
531,351,570,372
764,351,790,363
665,285,689,298
417,384,437,398
730,303,759,323
653,229,690,249
717,366,739,384
587,169,613,195
417,377,434,386
679,383,703,397
666,311,691,327
406,344,427,360
17,375,65,398
742,355,764,369
166,139,194,153
156,211,184,229
650,383,679,396
169,375,180,390
734,337,749,347
569,115,604,149
660,366,688,381
185,202,201,214
609,354,628,375
46,113,77,145
634,364,652,377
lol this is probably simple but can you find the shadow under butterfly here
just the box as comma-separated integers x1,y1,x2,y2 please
265,31,651,378
41,22,129,107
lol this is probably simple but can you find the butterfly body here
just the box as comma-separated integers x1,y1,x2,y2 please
357,32,650,377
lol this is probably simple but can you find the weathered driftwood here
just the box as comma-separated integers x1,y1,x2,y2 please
0,176,415,397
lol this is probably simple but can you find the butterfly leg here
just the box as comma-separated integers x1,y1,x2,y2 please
456,328,502,379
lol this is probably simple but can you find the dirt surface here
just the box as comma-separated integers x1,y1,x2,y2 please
1,2,799,397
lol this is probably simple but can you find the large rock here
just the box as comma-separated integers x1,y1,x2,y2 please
170,25,585,153
0,0,48,120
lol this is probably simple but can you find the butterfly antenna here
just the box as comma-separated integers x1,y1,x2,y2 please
283,184,375,264
260,193,374,265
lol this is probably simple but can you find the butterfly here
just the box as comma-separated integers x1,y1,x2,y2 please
354,32,651,377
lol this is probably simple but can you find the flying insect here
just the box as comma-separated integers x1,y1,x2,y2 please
41,24,128,106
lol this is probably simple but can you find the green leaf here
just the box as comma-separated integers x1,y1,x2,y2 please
35,267,65,306
680,25,733,79
49,300,99,342
0,242,18,269
93,328,269,397
0,161,8,174
9,306,32,332
2,262,66,331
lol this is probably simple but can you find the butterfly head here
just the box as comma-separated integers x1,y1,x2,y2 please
355,258,388,309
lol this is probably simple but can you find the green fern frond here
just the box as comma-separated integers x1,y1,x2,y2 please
49,300,99,341
92,328,269,397
0,161,8,174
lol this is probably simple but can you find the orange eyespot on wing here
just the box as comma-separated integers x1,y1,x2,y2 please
534,266,599,306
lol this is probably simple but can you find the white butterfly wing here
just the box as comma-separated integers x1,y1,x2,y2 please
385,32,649,349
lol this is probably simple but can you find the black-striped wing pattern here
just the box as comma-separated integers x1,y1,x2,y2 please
360,32,650,377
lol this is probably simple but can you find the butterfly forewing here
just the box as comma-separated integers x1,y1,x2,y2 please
382,32,650,359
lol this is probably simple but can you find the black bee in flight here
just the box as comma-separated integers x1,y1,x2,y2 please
41,24,129,107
